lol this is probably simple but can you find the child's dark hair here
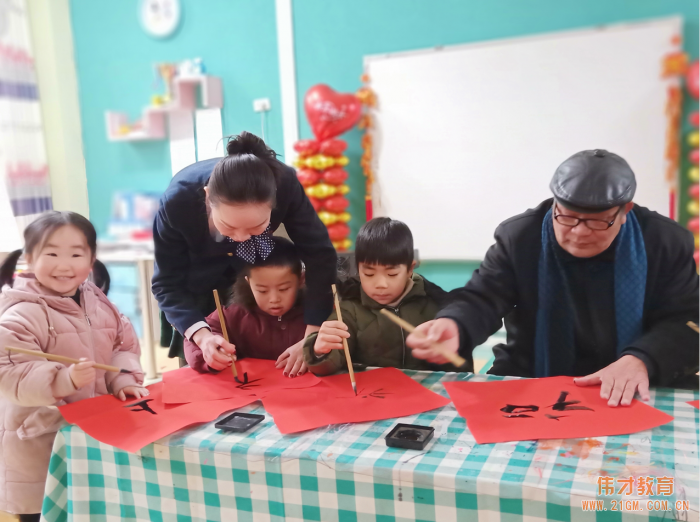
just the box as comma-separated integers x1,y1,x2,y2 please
355,217,414,268
207,131,282,208
0,211,110,294
233,236,303,310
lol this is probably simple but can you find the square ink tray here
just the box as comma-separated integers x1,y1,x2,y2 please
215,412,265,433
385,423,434,450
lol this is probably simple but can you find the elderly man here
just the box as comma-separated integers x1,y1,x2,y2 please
409,149,699,406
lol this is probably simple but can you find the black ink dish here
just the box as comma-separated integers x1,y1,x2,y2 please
385,423,434,450
215,412,265,433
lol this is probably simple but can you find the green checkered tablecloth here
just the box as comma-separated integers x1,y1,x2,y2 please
41,371,699,522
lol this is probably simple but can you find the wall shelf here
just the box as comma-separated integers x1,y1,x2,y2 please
105,75,222,142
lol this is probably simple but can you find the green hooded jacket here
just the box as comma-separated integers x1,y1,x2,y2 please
303,274,473,375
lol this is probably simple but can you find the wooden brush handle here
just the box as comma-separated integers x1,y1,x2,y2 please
5,346,123,373
332,284,356,386
379,309,468,367
213,289,238,378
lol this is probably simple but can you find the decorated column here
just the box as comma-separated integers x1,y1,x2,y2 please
293,85,361,251
685,61,699,268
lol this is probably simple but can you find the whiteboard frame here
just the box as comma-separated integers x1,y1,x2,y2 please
364,16,682,260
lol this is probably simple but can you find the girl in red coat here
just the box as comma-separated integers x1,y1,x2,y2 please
184,237,307,376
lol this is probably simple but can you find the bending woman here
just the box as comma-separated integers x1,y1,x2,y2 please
152,132,337,376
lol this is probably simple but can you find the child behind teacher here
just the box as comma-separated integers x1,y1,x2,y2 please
184,237,308,376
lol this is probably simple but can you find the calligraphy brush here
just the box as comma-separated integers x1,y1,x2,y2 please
379,309,468,367
5,346,134,374
687,321,699,334
331,284,357,395
213,289,246,384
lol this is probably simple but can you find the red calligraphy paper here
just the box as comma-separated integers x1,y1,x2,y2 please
59,382,257,452
261,367,450,434
444,376,674,444
162,358,321,404
688,400,699,409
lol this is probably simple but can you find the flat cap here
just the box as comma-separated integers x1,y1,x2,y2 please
549,149,636,213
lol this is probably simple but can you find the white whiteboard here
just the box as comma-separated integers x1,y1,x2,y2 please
366,17,681,259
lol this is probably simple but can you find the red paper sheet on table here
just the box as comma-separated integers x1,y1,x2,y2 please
444,376,674,444
59,382,257,452
261,367,450,434
162,358,321,404
688,400,699,409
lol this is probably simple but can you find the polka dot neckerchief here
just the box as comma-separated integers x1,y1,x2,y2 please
226,223,275,264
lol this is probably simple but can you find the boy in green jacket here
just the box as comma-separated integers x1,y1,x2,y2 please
304,217,473,375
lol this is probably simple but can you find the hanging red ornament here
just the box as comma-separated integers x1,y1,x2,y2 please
319,139,348,157
690,111,699,128
322,167,349,185
687,60,699,100
307,196,321,212
690,149,699,165
293,140,320,157
690,184,700,200
688,217,699,234
326,223,350,241
322,195,350,212
296,168,321,187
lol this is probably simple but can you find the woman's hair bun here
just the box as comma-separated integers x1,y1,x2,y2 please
226,131,275,159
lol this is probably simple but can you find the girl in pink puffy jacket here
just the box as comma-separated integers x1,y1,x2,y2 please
0,211,147,521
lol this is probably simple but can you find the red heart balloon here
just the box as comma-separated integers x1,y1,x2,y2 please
304,85,362,141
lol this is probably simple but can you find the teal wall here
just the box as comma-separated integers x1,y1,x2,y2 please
69,0,284,235
293,0,699,249
69,0,698,291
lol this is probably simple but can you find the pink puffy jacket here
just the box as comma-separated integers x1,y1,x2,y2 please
0,273,143,514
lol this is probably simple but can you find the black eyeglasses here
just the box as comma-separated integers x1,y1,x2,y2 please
553,205,622,231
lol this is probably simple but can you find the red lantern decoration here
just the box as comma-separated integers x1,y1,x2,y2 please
322,195,350,212
690,111,699,128
687,60,699,100
688,217,699,234
296,168,320,187
691,149,699,165
304,84,362,141
293,139,320,157
322,167,349,186
320,139,348,157
307,196,321,212
690,184,700,200
326,223,350,241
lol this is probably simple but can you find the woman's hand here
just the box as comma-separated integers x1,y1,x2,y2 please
313,320,350,355
69,358,96,389
115,386,150,402
193,328,236,371
275,339,308,378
